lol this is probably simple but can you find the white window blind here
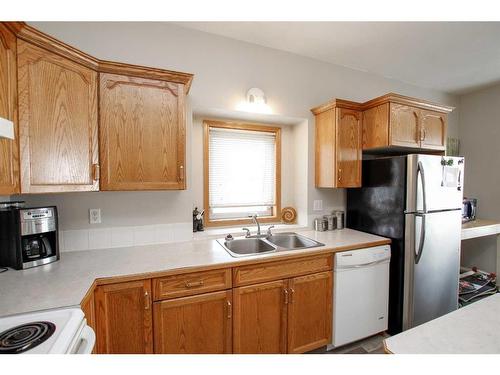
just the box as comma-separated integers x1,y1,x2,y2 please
209,127,277,220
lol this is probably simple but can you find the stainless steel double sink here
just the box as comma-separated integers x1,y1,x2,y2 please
216,232,324,257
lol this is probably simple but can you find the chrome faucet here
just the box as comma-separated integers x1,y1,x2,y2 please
249,214,261,236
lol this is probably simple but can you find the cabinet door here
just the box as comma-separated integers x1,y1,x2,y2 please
95,280,153,354
153,290,232,354
0,24,19,194
233,280,288,353
99,73,186,190
17,40,99,193
362,103,389,150
80,290,96,354
287,271,332,354
420,109,447,150
389,103,420,148
336,108,362,188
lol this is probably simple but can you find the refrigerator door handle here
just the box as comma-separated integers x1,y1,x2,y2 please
417,161,428,213
415,214,426,264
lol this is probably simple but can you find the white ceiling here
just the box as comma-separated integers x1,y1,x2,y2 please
176,22,500,95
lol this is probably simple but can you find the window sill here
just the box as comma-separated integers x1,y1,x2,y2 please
192,223,308,241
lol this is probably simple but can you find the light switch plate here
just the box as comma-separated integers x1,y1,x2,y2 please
89,209,101,224
313,200,323,211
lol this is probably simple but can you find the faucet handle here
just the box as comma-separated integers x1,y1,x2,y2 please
242,228,251,238
267,225,275,236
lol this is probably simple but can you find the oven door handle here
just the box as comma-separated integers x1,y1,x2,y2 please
74,326,95,354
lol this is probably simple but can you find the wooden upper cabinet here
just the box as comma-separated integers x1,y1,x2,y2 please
153,290,232,354
99,73,186,191
233,280,288,354
17,40,99,193
389,103,420,148
362,93,453,152
420,109,447,150
287,271,333,354
94,279,153,354
336,108,362,187
312,100,362,188
0,24,20,195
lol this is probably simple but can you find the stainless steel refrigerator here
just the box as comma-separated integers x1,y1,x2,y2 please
347,154,464,334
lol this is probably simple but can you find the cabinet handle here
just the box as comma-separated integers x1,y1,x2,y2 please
283,288,289,305
178,165,185,182
92,164,100,181
144,291,150,310
289,288,295,304
226,300,232,319
338,168,342,182
185,280,204,288
420,127,427,141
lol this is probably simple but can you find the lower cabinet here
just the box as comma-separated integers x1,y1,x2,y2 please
94,279,153,354
233,271,333,354
233,280,288,354
287,271,333,354
153,290,232,354
90,258,333,354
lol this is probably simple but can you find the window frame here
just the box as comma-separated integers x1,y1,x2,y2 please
203,119,281,227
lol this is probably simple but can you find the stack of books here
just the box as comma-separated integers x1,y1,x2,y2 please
459,270,497,307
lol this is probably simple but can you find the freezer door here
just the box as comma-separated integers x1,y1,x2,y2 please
406,154,464,213
403,210,461,330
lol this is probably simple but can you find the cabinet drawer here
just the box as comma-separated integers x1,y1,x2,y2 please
233,254,333,287
153,268,231,300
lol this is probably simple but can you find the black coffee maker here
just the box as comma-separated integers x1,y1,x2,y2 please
0,202,60,270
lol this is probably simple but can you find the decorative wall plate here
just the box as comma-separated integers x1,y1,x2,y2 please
281,207,297,224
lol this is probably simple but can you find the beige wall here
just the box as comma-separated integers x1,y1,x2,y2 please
16,22,459,231
459,83,500,272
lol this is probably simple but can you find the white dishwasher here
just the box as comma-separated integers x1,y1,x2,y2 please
328,245,391,349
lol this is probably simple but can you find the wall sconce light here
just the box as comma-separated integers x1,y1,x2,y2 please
236,87,272,114
0,117,14,140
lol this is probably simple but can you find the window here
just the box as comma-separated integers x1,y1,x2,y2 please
204,120,281,226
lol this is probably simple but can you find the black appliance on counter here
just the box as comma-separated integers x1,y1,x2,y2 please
0,203,59,270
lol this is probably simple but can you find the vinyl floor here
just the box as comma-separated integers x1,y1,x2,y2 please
306,332,390,354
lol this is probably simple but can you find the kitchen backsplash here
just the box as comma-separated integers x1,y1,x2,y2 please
60,222,192,252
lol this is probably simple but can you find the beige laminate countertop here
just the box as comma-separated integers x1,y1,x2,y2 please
0,228,389,318
384,294,500,354
461,219,500,240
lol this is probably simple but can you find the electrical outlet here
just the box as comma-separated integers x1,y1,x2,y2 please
89,209,101,224
313,200,323,211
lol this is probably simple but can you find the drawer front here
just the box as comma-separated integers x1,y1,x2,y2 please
153,268,231,300
233,254,333,287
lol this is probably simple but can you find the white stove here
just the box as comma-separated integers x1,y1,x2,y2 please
0,308,95,354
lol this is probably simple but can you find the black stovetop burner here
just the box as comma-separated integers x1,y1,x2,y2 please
0,321,56,354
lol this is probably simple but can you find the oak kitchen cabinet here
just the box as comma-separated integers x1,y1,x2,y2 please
362,93,453,152
17,39,100,193
312,100,362,188
99,73,187,190
0,21,194,194
154,290,233,354
152,268,232,354
94,279,153,354
232,254,333,354
0,24,20,194
85,254,333,354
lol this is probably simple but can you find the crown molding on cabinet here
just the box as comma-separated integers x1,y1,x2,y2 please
311,93,454,115
362,93,454,113
4,22,194,93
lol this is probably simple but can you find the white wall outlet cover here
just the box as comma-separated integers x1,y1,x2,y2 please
313,200,323,211
89,209,102,224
